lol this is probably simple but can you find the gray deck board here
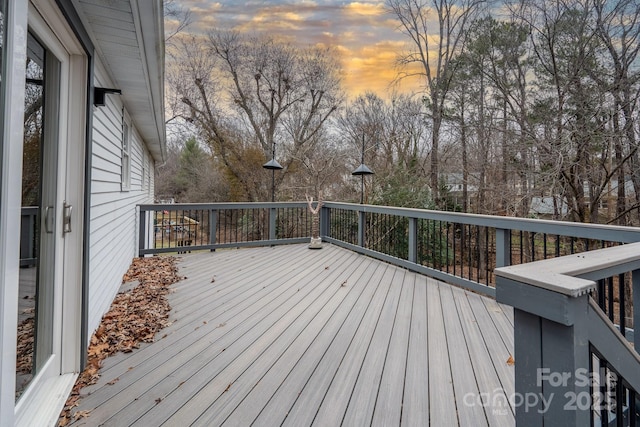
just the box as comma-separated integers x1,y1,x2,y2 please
68,244,514,427
371,271,413,427
226,258,386,426
127,248,357,426
439,281,489,427
401,274,429,427
307,264,399,427
452,285,515,427
426,278,458,425
268,264,388,426
82,246,349,424
340,267,406,426
467,291,515,401
183,254,377,426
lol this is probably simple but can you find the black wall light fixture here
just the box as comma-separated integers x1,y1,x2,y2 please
94,87,122,106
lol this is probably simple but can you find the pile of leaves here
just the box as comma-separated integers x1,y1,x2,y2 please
16,317,34,374
58,256,183,426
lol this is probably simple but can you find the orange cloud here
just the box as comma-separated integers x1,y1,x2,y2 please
174,0,428,98
343,2,386,17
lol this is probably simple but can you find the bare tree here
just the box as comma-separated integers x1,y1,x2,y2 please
593,0,640,224
172,30,343,201
514,0,614,223
164,0,192,46
387,0,485,205
335,92,430,206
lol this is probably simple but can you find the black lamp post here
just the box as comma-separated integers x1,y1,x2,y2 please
351,135,374,204
263,142,283,202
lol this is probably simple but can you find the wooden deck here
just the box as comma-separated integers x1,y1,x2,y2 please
70,244,515,426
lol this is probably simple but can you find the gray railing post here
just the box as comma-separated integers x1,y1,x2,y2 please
138,207,146,257
209,209,217,251
634,269,640,354
497,277,591,426
496,228,511,268
320,206,330,240
357,209,365,247
20,207,37,266
408,217,417,263
269,207,277,241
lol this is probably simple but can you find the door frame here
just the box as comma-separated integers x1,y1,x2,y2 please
12,1,88,424
0,0,30,423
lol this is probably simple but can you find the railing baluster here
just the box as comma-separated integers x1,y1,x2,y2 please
476,225,480,283
485,226,490,286
408,217,417,264
598,279,606,310
453,223,457,276
601,363,609,426
619,273,626,338
634,269,640,354
615,376,624,426
445,222,450,274
531,232,535,262
608,277,614,322
209,209,217,250
630,389,637,427
467,224,472,280
519,230,523,264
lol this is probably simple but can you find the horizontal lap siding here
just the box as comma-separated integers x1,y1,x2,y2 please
87,61,155,339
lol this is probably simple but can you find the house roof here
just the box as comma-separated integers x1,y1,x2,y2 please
530,196,568,216
74,0,166,162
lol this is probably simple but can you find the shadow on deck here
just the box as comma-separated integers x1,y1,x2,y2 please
70,244,515,426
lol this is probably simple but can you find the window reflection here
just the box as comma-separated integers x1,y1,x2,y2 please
16,32,45,400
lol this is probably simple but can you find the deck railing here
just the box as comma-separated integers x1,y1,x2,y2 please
137,202,312,256
495,243,640,426
321,202,640,299
138,202,640,296
138,200,640,425
20,207,38,267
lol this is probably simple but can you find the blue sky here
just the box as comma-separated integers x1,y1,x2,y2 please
171,0,420,97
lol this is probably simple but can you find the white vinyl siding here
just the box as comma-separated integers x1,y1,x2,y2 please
87,61,155,338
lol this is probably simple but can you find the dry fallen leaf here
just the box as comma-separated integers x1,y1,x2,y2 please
506,355,515,366
73,410,92,420
57,256,183,425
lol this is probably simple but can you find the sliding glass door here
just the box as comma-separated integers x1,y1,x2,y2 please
16,30,60,400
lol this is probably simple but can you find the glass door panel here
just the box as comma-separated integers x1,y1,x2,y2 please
16,31,58,400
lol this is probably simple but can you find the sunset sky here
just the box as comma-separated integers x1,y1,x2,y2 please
171,0,424,98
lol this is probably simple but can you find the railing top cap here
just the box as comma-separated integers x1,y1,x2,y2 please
495,241,640,297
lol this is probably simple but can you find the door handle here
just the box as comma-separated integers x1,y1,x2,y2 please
44,205,54,233
63,201,72,233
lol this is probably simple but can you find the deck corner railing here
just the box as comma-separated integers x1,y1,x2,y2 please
137,202,314,255
495,243,640,426
321,201,640,299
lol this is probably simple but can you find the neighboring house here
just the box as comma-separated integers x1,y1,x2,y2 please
443,173,478,194
0,1,165,425
529,196,569,219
